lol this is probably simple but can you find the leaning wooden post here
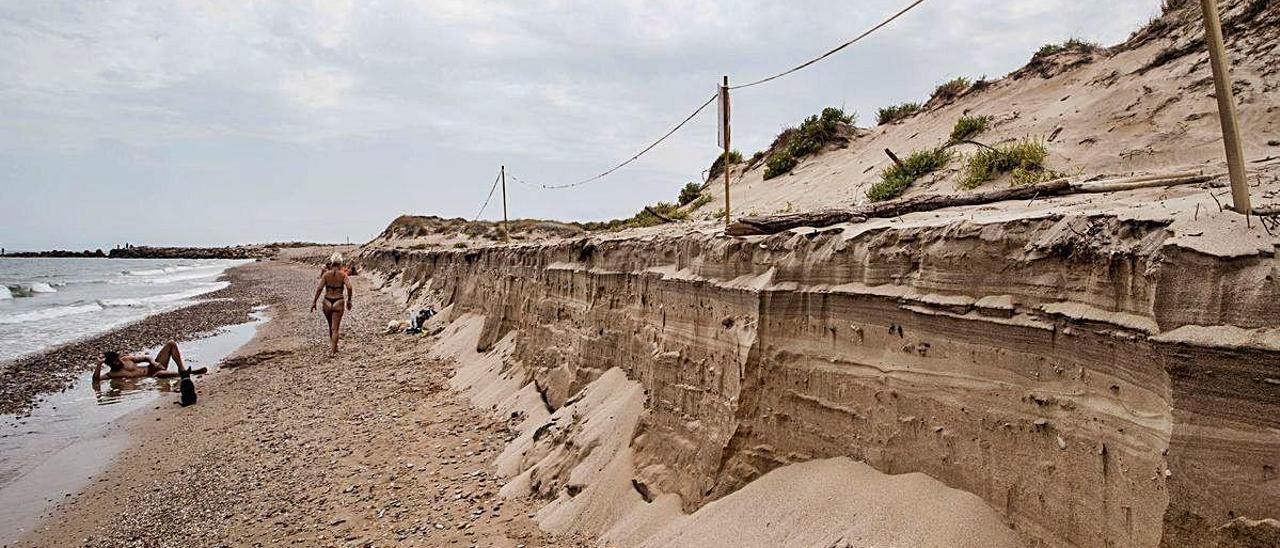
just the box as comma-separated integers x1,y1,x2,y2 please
500,165,509,238
720,76,732,227
1200,0,1251,213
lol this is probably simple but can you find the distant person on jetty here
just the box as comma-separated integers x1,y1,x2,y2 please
92,341,205,381
311,252,353,354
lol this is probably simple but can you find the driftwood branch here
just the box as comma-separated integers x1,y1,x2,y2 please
1072,171,1213,192
726,171,1214,236
643,206,677,224
884,148,905,169
1226,205,1280,216
945,139,1000,153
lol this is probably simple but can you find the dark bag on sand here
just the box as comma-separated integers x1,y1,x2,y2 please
178,368,197,407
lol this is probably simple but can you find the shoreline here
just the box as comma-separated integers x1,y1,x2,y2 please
0,261,279,417
0,310,270,545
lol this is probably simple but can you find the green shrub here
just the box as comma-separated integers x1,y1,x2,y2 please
970,76,992,93
748,150,766,168
876,102,922,125
678,182,703,206
688,195,713,210
762,107,855,180
949,115,991,142
580,200,697,232
1034,38,1100,60
708,150,743,180
1011,166,1067,186
930,77,971,103
961,138,1049,189
866,147,954,202
764,153,799,179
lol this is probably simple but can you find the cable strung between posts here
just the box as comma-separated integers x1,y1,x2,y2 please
526,93,718,190
480,0,925,194
472,170,504,221
506,173,541,189
730,0,928,90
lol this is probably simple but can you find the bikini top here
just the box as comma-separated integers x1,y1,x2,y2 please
323,271,346,290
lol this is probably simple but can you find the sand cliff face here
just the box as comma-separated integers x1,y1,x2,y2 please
363,199,1279,547
357,3,1280,544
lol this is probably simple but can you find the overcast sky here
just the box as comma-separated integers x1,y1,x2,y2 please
0,0,1162,250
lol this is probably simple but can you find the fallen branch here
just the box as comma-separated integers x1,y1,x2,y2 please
727,179,1072,236
726,171,1214,236
643,206,677,224
945,139,1000,153
1226,205,1280,216
1072,171,1214,193
884,148,905,169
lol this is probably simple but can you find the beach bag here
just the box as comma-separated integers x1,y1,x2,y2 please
178,367,197,407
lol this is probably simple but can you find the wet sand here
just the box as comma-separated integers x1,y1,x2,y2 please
19,260,576,547
0,263,279,416
0,311,267,544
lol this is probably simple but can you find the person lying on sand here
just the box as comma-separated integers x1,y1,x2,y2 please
92,341,206,381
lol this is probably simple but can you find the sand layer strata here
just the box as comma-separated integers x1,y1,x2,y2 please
364,193,1280,547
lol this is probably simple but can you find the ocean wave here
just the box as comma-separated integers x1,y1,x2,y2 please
0,286,11,300
143,269,227,284
98,281,230,307
0,303,103,324
4,282,58,297
122,264,205,277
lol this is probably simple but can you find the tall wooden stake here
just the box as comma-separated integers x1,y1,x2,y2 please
500,165,509,238
721,75,731,227
1200,0,1251,213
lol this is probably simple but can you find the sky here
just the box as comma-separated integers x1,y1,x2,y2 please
0,0,1163,250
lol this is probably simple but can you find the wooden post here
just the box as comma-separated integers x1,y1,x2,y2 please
721,76,731,227
1200,0,1251,213
500,165,509,238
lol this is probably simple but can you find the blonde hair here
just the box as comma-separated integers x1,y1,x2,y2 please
327,252,345,268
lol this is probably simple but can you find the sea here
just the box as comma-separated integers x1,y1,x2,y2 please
0,257,251,363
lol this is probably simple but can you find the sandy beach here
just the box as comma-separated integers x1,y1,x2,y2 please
3,2,1277,546
17,259,576,548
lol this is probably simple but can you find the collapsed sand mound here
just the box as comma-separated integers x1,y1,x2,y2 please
373,215,586,248
630,457,1019,548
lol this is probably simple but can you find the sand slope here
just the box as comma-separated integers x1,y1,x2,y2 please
694,0,1280,218
632,457,1019,548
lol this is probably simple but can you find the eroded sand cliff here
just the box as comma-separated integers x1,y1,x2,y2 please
362,178,1279,546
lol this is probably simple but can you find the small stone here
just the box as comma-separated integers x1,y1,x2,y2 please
1056,435,1068,450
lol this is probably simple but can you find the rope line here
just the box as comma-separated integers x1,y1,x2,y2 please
506,173,541,189
523,93,717,190
473,170,503,221
466,0,928,216
730,0,928,90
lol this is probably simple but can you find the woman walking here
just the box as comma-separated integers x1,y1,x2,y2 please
311,252,353,354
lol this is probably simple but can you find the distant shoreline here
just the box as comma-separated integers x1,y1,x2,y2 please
1,242,335,260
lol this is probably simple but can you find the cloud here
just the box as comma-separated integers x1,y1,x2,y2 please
279,67,356,109
0,0,1165,249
